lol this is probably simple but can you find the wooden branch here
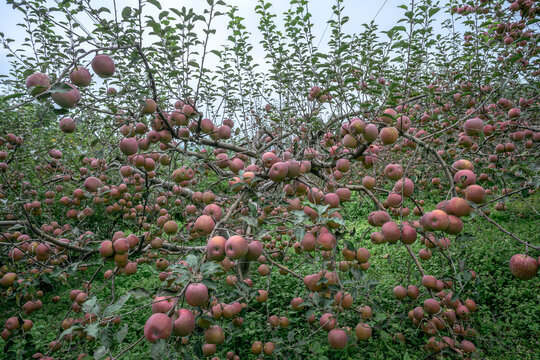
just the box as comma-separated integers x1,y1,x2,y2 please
475,210,540,251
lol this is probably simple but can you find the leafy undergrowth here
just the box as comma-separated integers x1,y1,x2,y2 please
1,194,538,359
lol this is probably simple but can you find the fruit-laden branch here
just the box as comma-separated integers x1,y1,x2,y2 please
346,184,384,209
25,220,96,253
400,132,457,198
479,185,534,208
134,43,177,136
263,252,303,279
2,45,136,112
330,93,437,123
347,184,428,278
198,138,259,158
0,220,22,226
209,190,248,240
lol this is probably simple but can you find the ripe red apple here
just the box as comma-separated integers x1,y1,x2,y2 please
251,341,263,355
25,72,51,95
59,117,77,133
509,254,538,280
422,275,438,288
144,313,173,343
141,99,157,114
421,210,449,231
364,124,378,142
69,67,92,87
119,138,138,156
5,316,20,331
355,323,372,340
84,176,102,192
185,283,209,307
356,247,370,263
464,185,485,204
268,161,289,182
113,238,129,254
381,222,400,243
463,117,484,135
380,127,398,145
0,273,17,287
423,298,441,314
328,329,347,349
99,241,114,258
461,340,476,353
151,296,177,314
246,240,263,261
263,342,275,355
204,325,225,344
319,313,336,331
91,54,115,78
51,83,81,108
173,309,195,336
193,215,215,235
393,285,407,299
225,235,248,259
207,236,227,261
163,221,178,235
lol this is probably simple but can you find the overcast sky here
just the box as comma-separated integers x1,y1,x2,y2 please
0,1,423,76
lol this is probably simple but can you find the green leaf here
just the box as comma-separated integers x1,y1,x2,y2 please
328,216,346,226
374,312,387,322
294,227,305,243
147,0,162,10
49,83,74,93
241,216,258,228
53,108,69,115
311,292,319,306
94,346,107,360
82,296,100,314
122,6,132,19
336,43,348,55
202,278,217,290
287,330,295,342
184,254,199,269
248,200,258,216
0,92,25,102
100,327,113,349
86,322,100,338
115,324,128,343
151,339,167,359
129,287,150,299
59,323,81,340
428,8,440,17
103,293,130,316
201,262,221,276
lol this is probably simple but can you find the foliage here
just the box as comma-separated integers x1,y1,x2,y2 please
0,0,539,359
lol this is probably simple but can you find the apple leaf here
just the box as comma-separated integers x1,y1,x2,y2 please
151,339,167,359
115,324,128,343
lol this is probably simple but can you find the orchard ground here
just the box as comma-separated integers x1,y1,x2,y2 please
1,192,538,359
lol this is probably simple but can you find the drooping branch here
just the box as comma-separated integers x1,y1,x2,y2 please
347,183,429,278
474,209,540,251
400,132,457,198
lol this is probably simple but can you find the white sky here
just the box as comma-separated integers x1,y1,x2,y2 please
0,0,421,77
